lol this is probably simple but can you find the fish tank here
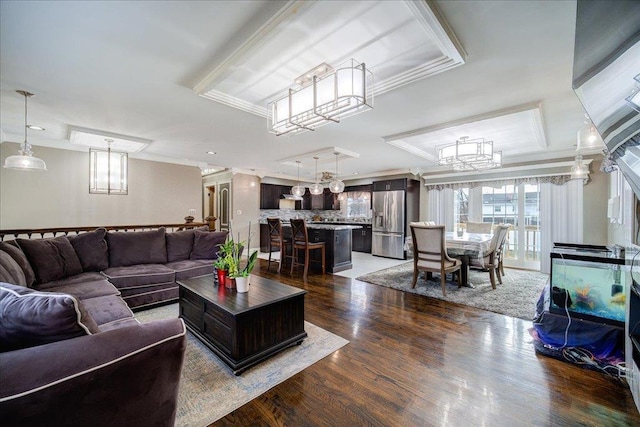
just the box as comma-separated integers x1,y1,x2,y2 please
549,244,628,327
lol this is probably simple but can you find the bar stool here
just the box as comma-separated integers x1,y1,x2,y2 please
290,219,325,281
267,218,291,273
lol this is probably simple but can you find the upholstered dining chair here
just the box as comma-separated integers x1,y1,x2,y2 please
267,218,291,273
466,221,492,234
469,224,511,289
290,219,325,281
410,224,462,296
494,224,511,281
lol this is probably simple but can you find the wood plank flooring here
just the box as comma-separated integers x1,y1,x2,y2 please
213,259,640,426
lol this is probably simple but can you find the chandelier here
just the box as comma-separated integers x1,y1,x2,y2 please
268,59,374,136
438,136,502,172
3,90,47,171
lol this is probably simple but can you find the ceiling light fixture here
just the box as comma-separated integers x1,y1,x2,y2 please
570,153,589,181
576,114,604,151
291,161,306,197
27,125,45,131
309,156,324,195
268,59,374,136
3,90,47,171
89,138,128,195
438,136,502,172
329,152,345,194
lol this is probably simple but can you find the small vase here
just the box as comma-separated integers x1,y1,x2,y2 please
225,276,236,289
216,268,228,287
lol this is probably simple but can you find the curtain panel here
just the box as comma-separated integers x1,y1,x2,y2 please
539,179,584,273
425,175,573,191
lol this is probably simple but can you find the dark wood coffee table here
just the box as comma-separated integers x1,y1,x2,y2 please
177,274,307,375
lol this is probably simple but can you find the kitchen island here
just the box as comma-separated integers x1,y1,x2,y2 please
260,222,362,273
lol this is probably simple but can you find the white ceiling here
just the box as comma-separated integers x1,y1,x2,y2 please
0,0,588,183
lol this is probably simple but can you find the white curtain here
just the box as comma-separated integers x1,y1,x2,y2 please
468,186,483,222
428,188,454,231
539,179,584,273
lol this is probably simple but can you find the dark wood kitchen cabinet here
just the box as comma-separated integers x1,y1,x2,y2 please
352,225,372,253
260,183,282,209
373,178,408,192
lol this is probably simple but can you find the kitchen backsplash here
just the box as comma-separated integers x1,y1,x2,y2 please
259,210,371,224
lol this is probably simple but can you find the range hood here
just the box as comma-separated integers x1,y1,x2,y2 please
281,194,303,201
572,0,640,199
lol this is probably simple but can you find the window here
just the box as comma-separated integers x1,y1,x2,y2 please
454,188,469,230
340,191,371,219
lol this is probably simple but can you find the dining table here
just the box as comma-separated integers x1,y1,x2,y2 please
444,231,493,287
405,231,493,287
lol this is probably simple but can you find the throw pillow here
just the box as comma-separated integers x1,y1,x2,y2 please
166,229,196,262
68,228,109,271
0,250,27,287
16,236,84,284
190,231,228,260
0,282,100,352
106,227,167,267
0,241,36,287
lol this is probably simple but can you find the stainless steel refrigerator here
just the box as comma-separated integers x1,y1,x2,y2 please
372,189,405,259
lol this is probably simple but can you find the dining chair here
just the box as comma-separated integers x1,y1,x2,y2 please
494,224,511,281
267,218,291,273
290,219,325,281
469,224,510,289
466,221,492,234
410,224,462,296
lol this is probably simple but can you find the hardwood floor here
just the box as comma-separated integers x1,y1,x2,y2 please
214,259,639,426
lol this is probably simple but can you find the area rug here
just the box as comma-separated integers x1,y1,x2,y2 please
356,263,548,321
136,304,349,426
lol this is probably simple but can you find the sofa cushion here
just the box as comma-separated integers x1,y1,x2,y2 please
16,237,83,284
35,272,108,290
68,228,109,272
0,250,27,287
190,231,228,260
0,282,100,352
166,229,195,262
0,242,36,287
166,259,214,281
102,264,175,289
106,228,168,267
39,278,120,301
80,294,134,327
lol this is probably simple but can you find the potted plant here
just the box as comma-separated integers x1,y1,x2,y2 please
213,239,235,287
228,222,258,293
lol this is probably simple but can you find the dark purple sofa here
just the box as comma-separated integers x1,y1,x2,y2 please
0,227,227,425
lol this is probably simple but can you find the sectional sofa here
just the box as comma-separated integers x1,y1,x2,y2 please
0,226,227,425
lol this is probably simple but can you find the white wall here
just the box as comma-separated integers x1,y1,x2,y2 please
0,143,202,228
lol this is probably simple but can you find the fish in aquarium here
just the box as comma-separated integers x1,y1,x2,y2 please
610,292,626,306
572,286,606,311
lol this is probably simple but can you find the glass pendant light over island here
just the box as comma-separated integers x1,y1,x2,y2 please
290,160,305,198
329,152,345,194
309,156,324,195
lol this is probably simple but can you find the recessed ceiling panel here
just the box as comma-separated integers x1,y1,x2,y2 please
195,0,465,117
384,103,547,166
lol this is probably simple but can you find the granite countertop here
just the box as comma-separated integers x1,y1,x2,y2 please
276,223,362,230
306,224,362,230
